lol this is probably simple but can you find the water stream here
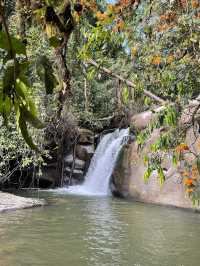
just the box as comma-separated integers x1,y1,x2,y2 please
58,128,129,196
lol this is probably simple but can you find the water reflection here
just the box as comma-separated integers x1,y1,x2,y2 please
1,194,200,266
83,198,124,266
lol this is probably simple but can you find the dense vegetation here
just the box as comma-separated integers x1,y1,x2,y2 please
1,0,200,203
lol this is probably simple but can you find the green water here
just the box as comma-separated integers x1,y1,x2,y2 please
0,192,200,266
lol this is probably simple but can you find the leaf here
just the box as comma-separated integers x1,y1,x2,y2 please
11,37,26,55
37,56,57,94
27,99,38,117
4,95,11,116
0,93,3,114
144,167,152,183
3,64,15,92
49,36,60,48
87,68,96,80
16,79,27,99
18,113,38,150
44,68,55,94
143,154,149,165
172,154,177,166
14,98,20,131
197,158,200,175
158,167,165,185
151,55,161,65
122,86,129,104
0,31,26,55
20,105,45,129
3,63,29,94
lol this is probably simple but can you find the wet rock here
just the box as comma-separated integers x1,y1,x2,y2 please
64,155,85,170
76,144,94,161
65,167,84,181
0,192,45,213
41,165,57,188
64,154,74,164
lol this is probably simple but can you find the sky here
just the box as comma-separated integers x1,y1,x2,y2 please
106,0,117,3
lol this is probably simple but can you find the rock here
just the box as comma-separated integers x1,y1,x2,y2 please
0,192,45,213
111,128,199,210
131,110,153,130
76,144,94,161
74,159,85,170
180,99,200,127
186,127,200,156
65,167,84,181
64,155,85,170
64,154,74,164
41,166,57,188
131,106,165,131
78,128,94,144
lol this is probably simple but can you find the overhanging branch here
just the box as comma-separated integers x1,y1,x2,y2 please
87,59,166,105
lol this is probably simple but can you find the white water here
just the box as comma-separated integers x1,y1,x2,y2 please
56,128,129,196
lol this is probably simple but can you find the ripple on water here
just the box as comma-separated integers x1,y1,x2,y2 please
0,193,200,266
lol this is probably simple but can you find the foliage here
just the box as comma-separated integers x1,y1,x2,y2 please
1,0,200,201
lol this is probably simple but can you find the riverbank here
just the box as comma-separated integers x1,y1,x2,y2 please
0,192,45,213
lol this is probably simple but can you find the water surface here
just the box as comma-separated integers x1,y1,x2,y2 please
0,192,200,266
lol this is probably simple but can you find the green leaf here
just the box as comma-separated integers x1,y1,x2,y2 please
144,167,152,183
0,31,26,55
4,95,11,116
0,93,3,114
158,167,165,186
27,99,38,117
143,154,149,165
49,36,60,48
122,86,129,104
3,64,15,92
16,79,27,99
20,105,45,129
197,158,200,175
172,154,177,166
87,68,96,80
44,68,55,94
11,37,26,55
18,113,38,150
14,98,20,131
0,31,10,50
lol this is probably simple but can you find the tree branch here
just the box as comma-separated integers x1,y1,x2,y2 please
87,59,166,105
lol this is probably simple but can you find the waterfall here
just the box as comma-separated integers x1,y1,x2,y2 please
59,128,129,196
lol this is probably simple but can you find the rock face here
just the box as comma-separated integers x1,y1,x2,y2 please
111,141,195,209
131,106,166,131
111,119,200,210
0,192,45,213
63,128,95,185
41,128,95,187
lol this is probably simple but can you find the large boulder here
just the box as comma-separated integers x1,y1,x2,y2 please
112,102,200,210
111,128,198,210
131,106,165,131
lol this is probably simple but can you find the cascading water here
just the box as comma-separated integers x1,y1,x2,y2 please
59,128,129,196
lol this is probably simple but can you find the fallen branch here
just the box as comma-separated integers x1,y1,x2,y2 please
87,59,166,105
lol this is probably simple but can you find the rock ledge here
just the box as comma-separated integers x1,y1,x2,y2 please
0,192,45,213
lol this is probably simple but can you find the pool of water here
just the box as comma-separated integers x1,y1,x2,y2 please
0,192,200,266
